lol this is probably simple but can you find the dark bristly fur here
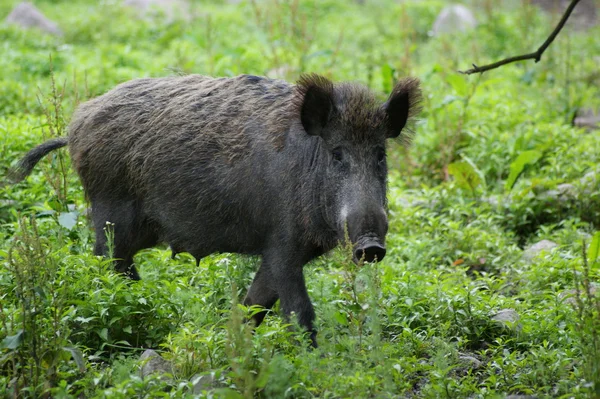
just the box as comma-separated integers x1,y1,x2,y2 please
12,73,421,347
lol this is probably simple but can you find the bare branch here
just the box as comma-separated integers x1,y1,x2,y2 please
459,0,581,75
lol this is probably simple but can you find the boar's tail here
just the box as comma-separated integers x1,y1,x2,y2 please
9,137,69,183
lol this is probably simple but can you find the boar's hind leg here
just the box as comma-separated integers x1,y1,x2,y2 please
91,198,158,280
244,263,279,327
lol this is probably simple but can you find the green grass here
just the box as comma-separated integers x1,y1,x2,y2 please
1,0,600,397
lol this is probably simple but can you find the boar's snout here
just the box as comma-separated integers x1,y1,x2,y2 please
343,205,388,264
353,238,386,263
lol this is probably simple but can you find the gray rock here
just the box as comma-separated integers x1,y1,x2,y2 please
555,183,577,196
481,195,501,207
574,108,600,130
539,183,577,202
140,349,172,378
123,0,191,22
580,170,598,187
560,285,598,305
532,0,597,30
491,309,521,331
458,355,482,369
5,2,63,36
191,373,216,394
431,5,477,36
540,170,598,200
523,240,558,260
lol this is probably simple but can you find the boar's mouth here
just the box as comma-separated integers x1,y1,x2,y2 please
352,236,386,264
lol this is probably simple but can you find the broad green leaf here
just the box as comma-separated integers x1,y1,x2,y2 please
448,161,482,192
37,210,56,218
447,74,468,97
98,328,108,341
255,369,270,389
334,311,349,326
463,156,486,188
34,286,47,301
1,330,24,350
505,150,543,191
588,232,600,264
63,346,86,372
48,198,64,212
58,211,78,230
74,316,96,324
261,330,278,338
513,136,525,152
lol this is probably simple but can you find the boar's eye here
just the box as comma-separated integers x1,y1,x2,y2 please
332,147,344,164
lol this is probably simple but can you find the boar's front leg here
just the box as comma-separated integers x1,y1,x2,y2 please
247,246,317,347
244,263,279,326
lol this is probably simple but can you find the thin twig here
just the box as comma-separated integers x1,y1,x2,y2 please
459,0,581,75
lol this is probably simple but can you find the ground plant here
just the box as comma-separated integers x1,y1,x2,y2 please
1,0,600,398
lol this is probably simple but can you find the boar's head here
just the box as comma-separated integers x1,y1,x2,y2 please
296,74,421,263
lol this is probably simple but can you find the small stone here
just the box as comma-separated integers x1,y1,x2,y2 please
140,349,172,378
410,199,440,209
523,240,558,261
123,0,191,22
5,2,63,36
458,355,482,369
191,373,216,394
556,183,577,196
431,5,477,36
0,200,17,207
491,308,521,330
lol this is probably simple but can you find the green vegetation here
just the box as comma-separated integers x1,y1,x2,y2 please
1,0,600,397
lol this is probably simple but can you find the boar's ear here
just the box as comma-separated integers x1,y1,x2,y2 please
383,77,422,139
296,74,334,137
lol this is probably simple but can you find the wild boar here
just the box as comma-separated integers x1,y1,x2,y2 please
12,73,421,346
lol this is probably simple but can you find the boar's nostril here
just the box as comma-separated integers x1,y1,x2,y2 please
354,244,386,263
